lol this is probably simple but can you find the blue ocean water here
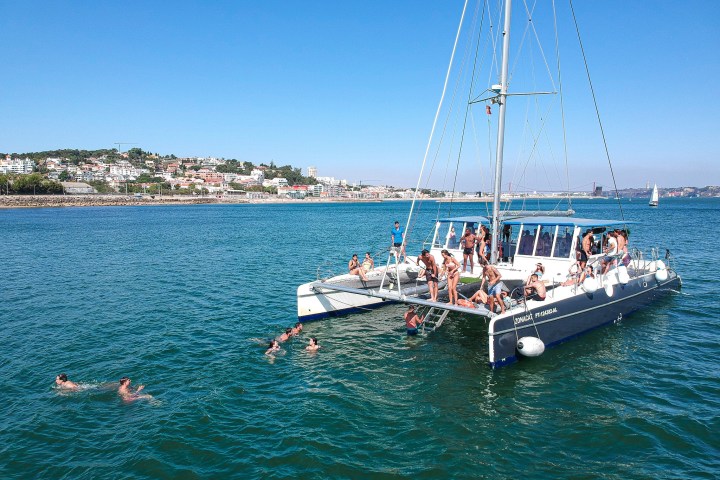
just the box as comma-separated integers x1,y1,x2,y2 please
0,198,718,479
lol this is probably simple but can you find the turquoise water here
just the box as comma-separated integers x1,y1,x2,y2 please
1,198,718,478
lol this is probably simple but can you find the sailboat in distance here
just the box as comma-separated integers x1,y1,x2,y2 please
649,184,659,207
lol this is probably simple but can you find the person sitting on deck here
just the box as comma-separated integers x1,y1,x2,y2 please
524,274,547,301
469,288,488,306
403,305,424,336
562,262,582,286
348,254,369,281
362,252,375,272
416,249,439,302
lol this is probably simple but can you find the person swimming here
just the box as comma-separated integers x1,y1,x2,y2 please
277,328,293,342
118,376,152,402
305,337,320,352
55,373,79,390
290,322,303,336
265,339,281,356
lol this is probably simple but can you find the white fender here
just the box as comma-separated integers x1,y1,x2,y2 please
604,282,614,297
655,268,668,282
656,260,666,271
517,336,545,357
617,265,630,284
583,277,598,294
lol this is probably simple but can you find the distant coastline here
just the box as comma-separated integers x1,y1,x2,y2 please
0,194,388,209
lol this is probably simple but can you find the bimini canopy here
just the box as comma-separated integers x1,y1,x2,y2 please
502,216,636,227
438,215,490,225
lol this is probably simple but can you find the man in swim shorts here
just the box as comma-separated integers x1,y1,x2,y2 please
390,221,406,260
481,264,505,314
403,305,424,335
417,249,439,302
460,227,477,273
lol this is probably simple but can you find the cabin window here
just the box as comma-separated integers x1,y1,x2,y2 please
517,228,534,255
447,224,460,249
552,226,573,258
433,223,450,249
531,226,552,257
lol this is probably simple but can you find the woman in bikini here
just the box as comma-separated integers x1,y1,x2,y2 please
440,249,460,305
348,254,369,281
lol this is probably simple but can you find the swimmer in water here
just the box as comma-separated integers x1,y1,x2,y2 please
277,328,292,342
290,322,303,336
55,373,79,390
305,337,320,352
118,376,152,402
265,339,281,356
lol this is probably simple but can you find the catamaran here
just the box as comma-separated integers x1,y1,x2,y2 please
297,0,680,367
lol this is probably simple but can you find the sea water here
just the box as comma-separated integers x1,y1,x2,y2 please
0,198,718,478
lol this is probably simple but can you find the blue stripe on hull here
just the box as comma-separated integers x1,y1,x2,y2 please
298,300,395,322
489,274,681,368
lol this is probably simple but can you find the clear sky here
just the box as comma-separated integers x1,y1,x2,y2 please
1,1,718,191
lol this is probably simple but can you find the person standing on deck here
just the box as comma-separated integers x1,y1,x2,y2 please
460,227,477,273
390,221,406,261
579,230,593,269
416,249,439,302
480,263,505,314
440,249,460,305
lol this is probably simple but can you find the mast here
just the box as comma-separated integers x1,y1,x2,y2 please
490,0,513,264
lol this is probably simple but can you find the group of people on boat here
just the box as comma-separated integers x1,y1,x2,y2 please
577,228,630,273
456,225,496,274
55,373,152,402
265,322,319,355
348,252,374,281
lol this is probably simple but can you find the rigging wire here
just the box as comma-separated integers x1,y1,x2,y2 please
552,0,572,209
569,0,626,223
404,0,470,244
449,0,489,214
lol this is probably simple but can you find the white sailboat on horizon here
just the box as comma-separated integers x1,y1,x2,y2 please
649,184,659,207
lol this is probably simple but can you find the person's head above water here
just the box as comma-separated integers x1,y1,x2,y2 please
286,328,292,335
119,376,130,386
309,337,318,346
56,373,68,383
